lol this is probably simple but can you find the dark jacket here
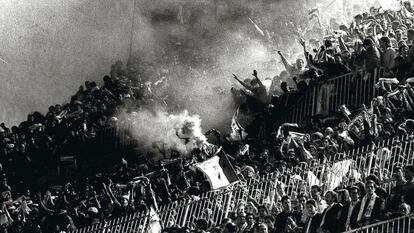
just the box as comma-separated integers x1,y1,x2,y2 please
339,201,360,231
320,203,342,233
304,213,322,233
356,195,385,227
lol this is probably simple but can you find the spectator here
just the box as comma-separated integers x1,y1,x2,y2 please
274,196,299,232
303,199,321,233
318,190,342,233
355,180,385,227
310,185,327,214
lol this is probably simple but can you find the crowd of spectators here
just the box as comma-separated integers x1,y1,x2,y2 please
0,1,413,233
161,169,414,233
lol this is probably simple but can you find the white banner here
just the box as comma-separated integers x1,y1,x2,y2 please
196,156,232,189
326,160,353,191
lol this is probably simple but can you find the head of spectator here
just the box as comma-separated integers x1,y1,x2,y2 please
393,166,406,183
306,199,317,216
236,211,247,226
254,223,268,233
324,190,338,206
349,186,360,203
365,174,380,187
246,201,258,215
242,166,255,179
363,38,375,50
258,205,269,219
297,193,308,211
379,36,391,50
296,58,305,70
246,213,255,227
194,218,209,232
311,185,322,201
281,195,292,213
337,189,350,205
395,29,404,42
399,203,411,215
407,29,414,42
404,165,414,183
365,180,377,196
222,221,237,233
354,14,363,25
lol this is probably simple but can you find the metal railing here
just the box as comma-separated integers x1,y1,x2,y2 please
72,131,414,232
74,211,149,233
345,214,414,233
281,68,382,125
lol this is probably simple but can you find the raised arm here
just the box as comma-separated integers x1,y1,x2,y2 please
299,38,313,68
277,51,294,74
338,36,349,52
252,70,264,88
233,74,253,91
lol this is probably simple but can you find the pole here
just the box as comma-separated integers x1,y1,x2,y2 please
129,0,137,60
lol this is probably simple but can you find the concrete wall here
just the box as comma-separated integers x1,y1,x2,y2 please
0,0,135,126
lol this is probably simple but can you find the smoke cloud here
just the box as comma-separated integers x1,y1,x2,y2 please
118,109,207,160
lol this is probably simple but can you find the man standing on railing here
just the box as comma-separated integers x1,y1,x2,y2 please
379,36,396,78
277,51,309,85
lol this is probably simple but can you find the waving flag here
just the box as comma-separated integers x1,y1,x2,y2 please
195,154,238,189
229,108,248,141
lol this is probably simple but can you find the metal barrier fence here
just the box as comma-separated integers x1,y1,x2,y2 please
345,214,414,233
73,132,414,232
282,68,382,125
74,212,149,233
97,123,138,149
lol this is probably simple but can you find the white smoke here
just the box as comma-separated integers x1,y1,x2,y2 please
118,109,207,160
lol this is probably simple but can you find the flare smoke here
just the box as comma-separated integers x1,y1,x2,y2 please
119,109,207,159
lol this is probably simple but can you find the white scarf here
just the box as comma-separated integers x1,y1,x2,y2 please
357,193,377,222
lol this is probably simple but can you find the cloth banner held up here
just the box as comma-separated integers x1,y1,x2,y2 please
147,207,162,233
195,155,238,189
325,160,353,191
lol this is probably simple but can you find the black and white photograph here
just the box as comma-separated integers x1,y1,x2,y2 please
0,0,414,232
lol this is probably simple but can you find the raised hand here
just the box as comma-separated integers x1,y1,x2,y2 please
299,38,306,47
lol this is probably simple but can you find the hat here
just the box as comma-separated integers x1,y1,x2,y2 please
88,207,99,214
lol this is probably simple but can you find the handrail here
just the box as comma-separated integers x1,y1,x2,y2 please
345,214,414,233
278,68,382,125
